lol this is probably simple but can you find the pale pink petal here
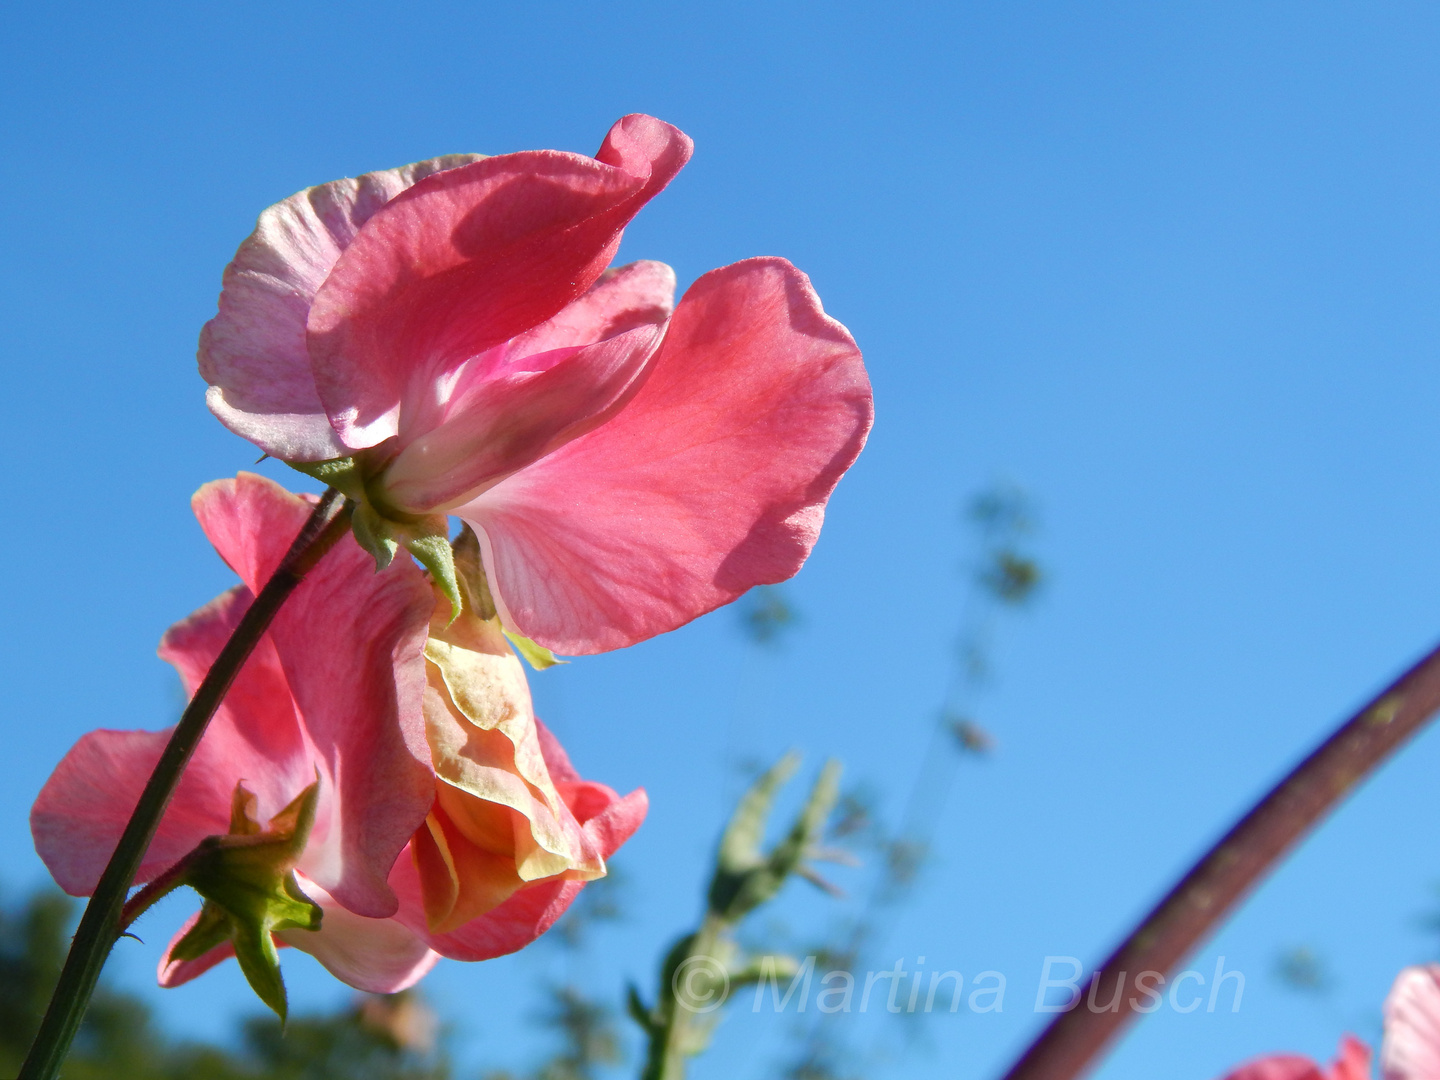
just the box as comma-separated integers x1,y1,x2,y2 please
157,910,243,989
31,589,314,896
200,154,486,460
192,474,436,918
1383,966,1440,1079
307,115,691,449
1217,1058,1327,1080
380,322,665,512
458,257,873,654
275,877,440,994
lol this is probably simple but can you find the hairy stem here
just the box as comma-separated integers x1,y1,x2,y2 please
1000,639,1440,1080
19,489,351,1080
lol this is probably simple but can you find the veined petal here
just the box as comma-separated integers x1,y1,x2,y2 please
1382,966,1440,1079
380,321,664,513
420,611,603,886
387,716,646,961
199,154,486,461
31,590,315,896
193,474,436,917
276,876,440,994
458,257,873,654
308,115,691,449
411,788,647,961
504,260,676,359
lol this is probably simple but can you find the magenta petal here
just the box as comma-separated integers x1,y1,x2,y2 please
1382,966,1440,1079
381,322,665,512
307,115,691,449
458,257,873,654
31,589,313,896
193,474,436,917
199,154,485,461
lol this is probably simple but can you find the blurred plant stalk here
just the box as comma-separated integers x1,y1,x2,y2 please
19,490,351,1080
629,753,842,1080
1000,638,1440,1080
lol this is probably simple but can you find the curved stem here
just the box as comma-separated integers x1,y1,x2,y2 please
1000,638,1440,1080
19,489,351,1080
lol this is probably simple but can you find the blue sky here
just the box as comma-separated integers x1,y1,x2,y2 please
5,2,1440,1077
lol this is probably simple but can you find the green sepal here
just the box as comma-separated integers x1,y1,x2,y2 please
504,629,564,670
287,456,367,502
171,780,324,1022
350,501,400,570
402,522,461,623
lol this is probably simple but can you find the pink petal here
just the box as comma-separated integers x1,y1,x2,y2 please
1217,1058,1328,1080
200,154,486,461
31,589,314,896
1335,1036,1374,1080
192,474,436,918
158,882,440,995
1383,966,1440,1079
386,719,647,962
380,321,664,512
276,877,440,994
534,718,582,783
458,257,872,654
505,260,676,359
158,910,245,989
419,878,581,962
307,115,691,449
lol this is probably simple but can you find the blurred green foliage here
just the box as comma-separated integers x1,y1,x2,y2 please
0,888,447,1080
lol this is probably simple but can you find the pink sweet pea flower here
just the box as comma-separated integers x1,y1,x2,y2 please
31,474,646,995
1216,963,1440,1080
200,113,873,655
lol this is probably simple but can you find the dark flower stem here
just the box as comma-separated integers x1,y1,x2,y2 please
1000,639,1440,1080
19,489,351,1080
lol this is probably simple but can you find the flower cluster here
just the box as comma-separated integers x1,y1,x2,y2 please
29,115,871,1009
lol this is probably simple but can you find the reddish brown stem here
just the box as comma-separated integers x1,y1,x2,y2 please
1000,639,1440,1080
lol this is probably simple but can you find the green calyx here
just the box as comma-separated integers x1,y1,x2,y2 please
290,456,462,621
167,780,324,1021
